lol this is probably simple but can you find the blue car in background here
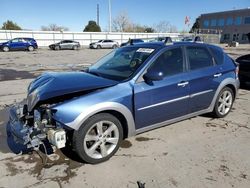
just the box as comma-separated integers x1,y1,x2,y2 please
0,38,38,52
9,41,239,164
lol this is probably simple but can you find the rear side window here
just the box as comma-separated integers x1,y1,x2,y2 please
186,46,213,70
209,47,224,65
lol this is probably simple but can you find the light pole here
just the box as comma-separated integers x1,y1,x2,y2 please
108,0,112,32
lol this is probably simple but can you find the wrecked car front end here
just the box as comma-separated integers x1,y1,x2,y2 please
8,71,118,151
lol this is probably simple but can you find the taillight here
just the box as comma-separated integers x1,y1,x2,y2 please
235,63,239,78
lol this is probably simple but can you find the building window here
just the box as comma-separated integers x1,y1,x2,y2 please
235,17,242,25
244,17,250,24
223,34,230,40
203,20,209,27
226,17,233,25
211,19,217,26
242,34,248,40
218,19,224,26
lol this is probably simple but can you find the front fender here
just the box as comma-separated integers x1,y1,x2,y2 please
65,102,136,137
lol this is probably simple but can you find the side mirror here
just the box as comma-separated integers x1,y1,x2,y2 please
143,70,164,84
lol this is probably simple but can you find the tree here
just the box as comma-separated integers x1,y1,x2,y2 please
112,11,131,32
189,16,200,33
41,24,69,31
154,21,170,33
1,20,22,30
144,27,155,33
83,21,101,32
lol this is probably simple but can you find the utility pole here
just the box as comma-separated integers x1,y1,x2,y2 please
97,4,99,26
108,0,112,32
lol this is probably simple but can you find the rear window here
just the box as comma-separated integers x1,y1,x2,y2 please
209,47,224,65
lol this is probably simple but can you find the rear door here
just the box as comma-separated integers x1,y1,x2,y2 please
185,45,221,113
134,46,190,129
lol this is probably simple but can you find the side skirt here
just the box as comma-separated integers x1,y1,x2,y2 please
135,108,212,134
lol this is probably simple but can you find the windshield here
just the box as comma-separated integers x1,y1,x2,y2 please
88,46,156,81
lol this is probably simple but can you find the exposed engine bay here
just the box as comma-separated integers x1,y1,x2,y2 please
9,102,66,150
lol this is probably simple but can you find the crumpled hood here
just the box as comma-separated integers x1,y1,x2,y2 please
27,72,118,111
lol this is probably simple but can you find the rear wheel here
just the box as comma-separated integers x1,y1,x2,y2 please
3,46,9,52
73,45,78,50
73,113,123,164
213,87,234,118
112,44,118,49
28,46,34,51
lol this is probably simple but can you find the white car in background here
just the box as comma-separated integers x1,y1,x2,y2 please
89,40,119,49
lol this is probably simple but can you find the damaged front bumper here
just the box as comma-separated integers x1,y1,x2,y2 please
8,104,66,150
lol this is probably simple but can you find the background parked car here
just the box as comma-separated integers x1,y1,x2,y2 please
49,40,80,50
120,39,144,47
0,38,38,52
89,40,119,49
236,54,250,86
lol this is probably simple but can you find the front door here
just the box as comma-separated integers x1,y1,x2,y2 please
134,47,189,129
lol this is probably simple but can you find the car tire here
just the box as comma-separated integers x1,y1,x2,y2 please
55,46,60,50
212,87,234,118
28,46,34,51
3,46,9,52
112,45,118,49
97,45,101,49
73,113,123,164
73,45,78,50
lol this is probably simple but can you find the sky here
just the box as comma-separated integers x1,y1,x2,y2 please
0,0,249,32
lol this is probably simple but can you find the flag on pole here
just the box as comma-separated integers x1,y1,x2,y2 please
185,16,190,25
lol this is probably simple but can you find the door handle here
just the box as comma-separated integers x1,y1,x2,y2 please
177,81,189,87
214,73,222,78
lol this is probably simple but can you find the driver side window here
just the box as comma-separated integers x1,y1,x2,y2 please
149,47,184,78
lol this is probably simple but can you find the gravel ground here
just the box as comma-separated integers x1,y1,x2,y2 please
0,46,249,188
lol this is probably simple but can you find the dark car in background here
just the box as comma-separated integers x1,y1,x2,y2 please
89,40,119,49
236,54,250,86
49,40,80,50
0,38,38,52
120,39,144,47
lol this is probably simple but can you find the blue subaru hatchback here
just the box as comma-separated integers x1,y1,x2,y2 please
0,37,38,52
9,41,239,163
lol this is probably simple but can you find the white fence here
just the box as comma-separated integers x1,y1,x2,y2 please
0,30,180,47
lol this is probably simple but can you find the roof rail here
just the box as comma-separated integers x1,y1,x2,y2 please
194,36,203,43
164,37,172,44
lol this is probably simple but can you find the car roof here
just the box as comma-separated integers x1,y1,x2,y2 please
130,41,222,50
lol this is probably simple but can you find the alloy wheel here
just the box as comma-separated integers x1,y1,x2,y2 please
217,90,233,115
83,120,119,159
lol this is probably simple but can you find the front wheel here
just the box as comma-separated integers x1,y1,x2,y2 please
55,46,60,50
3,46,9,52
213,87,234,118
73,113,123,164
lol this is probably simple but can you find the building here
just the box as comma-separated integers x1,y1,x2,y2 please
199,8,250,43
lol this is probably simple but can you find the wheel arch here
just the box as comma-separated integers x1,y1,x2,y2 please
65,102,136,138
209,78,239,111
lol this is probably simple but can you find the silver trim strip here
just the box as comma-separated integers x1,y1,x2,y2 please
190,89,213,98
137,89,213,111
138,95,189,111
